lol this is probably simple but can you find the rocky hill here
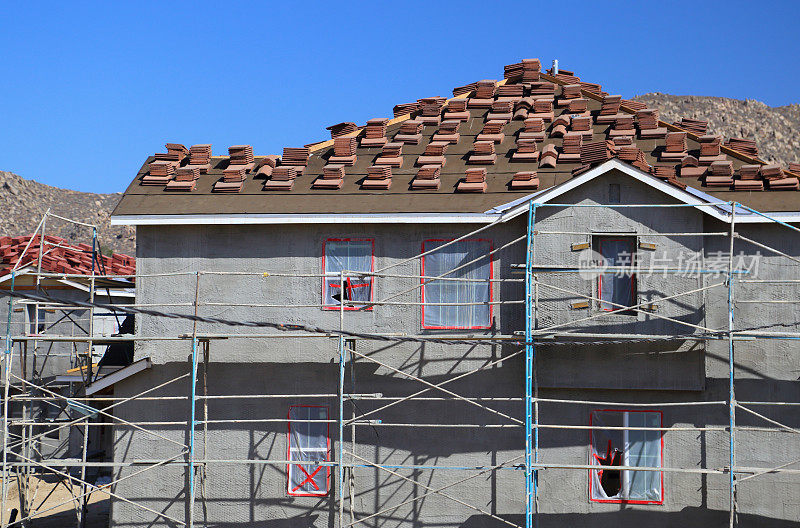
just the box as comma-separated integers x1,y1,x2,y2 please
631,94,800,167
1,94,797,255
0,171,135,255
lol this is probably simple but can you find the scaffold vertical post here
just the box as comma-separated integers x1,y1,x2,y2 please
2,271,16,528
727,203,737,528
338,270,346,528
188,271,200,528
525,201,538,528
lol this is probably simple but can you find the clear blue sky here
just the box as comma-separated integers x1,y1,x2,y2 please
1,0,798,194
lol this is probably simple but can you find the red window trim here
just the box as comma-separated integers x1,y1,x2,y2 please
596,237,637,313
588,408,664,505
322,238,375,311
287,405,331,497
420,238,494,330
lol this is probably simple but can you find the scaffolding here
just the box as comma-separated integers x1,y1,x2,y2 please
0,200,799,527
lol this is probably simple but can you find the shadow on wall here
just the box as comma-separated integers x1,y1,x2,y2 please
462,508,800,528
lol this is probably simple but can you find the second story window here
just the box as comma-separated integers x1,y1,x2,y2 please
323,239,374,310
421,239,492,329
596,236,637,312
590,409,663,504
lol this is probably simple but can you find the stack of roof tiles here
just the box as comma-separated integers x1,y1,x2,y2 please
580,140,612,165
452,82,478,97
704,161,734,187
0,234,135,277
596,95,622,124
166,166,200,192
531,98,554,121
734,164,764,190
761,164,798,190
571,115,592,140
418,97,446,125
510,171,539,190
661,132,687,161
468,141,497,165
188,144,212,171
433,120,461,143
559,132,582,162
477,120,505,143
313,164,345,190
362,165,392,190
444,99,470,121
698,135,725,165
636,109,666,139
215,165,245,193
529,81,555,98
264,166,297,191
417,141,449,166
330,137,358,165
539,144,558,168
457,168,487,193
376,142,403,167
393,102,419,117
504,58,540,81
327,122,358,138
488,100,514,122
142,160,175,185
519,118,545,142
412,164,441,190
395,120,423,144
726,137,758,157
609,115,635,138
157,143,188,162
229,145,254,168
282,147,309,174
362,118,389,147
550,115,569,137
469,80,497,108
512,139,539,162
674,118,708,135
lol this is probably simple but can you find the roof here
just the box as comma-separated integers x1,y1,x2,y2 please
112,59,800,222
0,234,135,277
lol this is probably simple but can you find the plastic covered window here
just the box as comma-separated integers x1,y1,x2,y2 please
421,239,492,329
597,237,636,311
323,239,374,310
590,410,663,504
287,405,330,496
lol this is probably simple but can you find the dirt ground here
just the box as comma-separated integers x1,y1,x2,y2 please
1,475,109,528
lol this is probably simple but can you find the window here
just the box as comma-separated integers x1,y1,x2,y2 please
596,237,636,312
323,239,374,310
590,410,663,504
421,239,492,329
26,305,47,334
287,405,330,496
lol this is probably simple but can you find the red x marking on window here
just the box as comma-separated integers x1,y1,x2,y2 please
330,277,370,301
292,463,322,492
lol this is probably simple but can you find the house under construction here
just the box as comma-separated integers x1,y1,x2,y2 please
2,58,800,527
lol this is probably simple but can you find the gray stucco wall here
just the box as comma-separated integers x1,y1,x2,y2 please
110,170,800,527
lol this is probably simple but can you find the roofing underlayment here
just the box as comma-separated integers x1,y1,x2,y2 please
112,59,800,217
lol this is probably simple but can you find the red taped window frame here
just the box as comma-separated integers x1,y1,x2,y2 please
420,238,493,330
287,405,331,497
322,238,375,311
588,409,664,505
596,237,637,313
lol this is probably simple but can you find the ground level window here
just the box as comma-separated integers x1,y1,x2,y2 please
589,409,663,504
595,236,637,312
421,239,492,329
287,405,330,496
323,239,374,310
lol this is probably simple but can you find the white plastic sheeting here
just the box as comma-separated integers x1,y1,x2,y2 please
598,238,635,310
287,406,330,496
590,410,662,502
323,240,373,308
422,240,491,328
